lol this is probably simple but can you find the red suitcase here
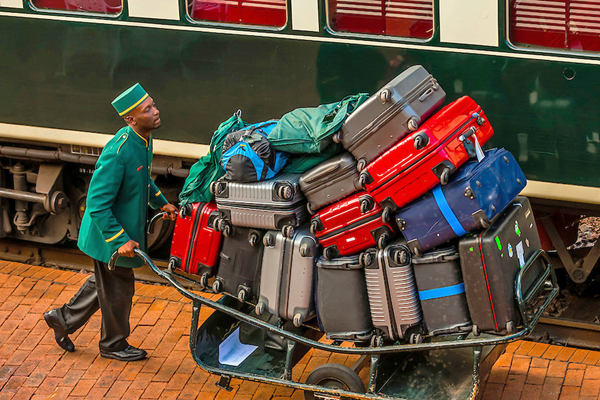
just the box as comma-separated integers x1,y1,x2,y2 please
359,96,494,220
309,192,396,259
169,202,222,287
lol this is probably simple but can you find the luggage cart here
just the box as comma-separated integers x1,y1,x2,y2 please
110,249,558,400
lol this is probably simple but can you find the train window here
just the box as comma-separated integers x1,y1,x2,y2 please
509,0,600,52
188,0,287,28
31,0,122,13
327,0,434,39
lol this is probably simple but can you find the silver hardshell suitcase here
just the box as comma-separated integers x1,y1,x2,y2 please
255,226,319,327
363,240,423,343
336,65,446,170
299,153,363,214
213,173,309,237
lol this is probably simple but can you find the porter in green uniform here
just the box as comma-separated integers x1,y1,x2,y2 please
44,84,177,361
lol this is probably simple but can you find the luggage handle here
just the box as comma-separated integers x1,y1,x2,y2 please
459,127,478,158
418,87,434,102
147,211,178,235
301,163,341,184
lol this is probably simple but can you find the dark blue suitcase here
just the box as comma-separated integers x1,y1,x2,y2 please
395,148,526,255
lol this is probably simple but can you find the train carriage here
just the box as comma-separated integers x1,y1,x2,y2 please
0,0,599,285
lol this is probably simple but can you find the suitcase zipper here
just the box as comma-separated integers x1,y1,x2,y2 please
185,202,206,274
368,110,482,193
347,77,437,152
317,211,384,240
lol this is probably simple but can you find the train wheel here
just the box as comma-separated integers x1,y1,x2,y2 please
304,363,365,400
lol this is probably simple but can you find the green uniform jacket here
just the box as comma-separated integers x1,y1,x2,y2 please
78,126,168,268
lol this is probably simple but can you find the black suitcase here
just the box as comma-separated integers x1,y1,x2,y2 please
458,196,544,334
315,255,373,342
212,226,265,302
412,247,471,336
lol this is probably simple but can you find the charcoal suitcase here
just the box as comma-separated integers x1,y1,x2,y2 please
255,226,319,327
396,148,526,255
458,196,544,334
360,96,494,218
213,173,309,237
168,202,222,287
412,247,472,336
363,240,422,342
315,255,374,342
299,153,362,214
310,192,396,260
212,226,265,302
336,65,446,169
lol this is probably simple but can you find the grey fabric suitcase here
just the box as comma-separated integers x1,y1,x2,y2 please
315,255,373,342
299,152,363,214
363,240,423,343
336,65,446,169
213,173,309,237
255,226,319,327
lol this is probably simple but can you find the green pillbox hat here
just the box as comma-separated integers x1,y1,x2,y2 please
111,83,149,116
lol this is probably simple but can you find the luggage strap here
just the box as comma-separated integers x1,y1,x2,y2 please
432,186,468,236
418,283,465,301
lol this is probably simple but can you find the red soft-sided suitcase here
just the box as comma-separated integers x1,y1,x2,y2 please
309,192,396,260
169,202,222,287
359,96,494,219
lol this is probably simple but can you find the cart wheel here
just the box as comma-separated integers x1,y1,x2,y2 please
472,324,480,337
238,289,247,303
410,333,423,344
282,225,295,238
212,279,222,293
323,247,334,261
310,220,319,235
222,223,232,238
304,363,366,400
200,273,209,289
332,131,343,144
377,233,389,250
370,335,383,348
167,259,176,274
293,313,303,327
307,202,315,215
506,321,515,334
357,159,367,173
381,207,392,223
255,301,266,315
440,168,451,185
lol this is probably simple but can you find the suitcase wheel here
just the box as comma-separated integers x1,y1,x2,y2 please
310,220,319,235
282,225,295,238
304,363,366,400
200,273,210,289
377,233,389,250
407,117,419,132
392,249,409,265
293,313,303,327
356,159,367,173
379,88,391,104
358,174,367,190
238,289,248,303
255,301,266,315
439,167,451,185
409,333,423,344
332,130,343,144
358,252,373,267
210,181,225,196
221,223,232,237
506,321,515,334
263,233,275,247
359,196,374,214
479,217,490,229
412,131,430,150
299,243,309,257
167,259,176,274
323,247,334,261
370,335,384,348
307,202,315,215
212,279,222,293
213,217,221,232
472,325,480,337
381,207,392,224
277,185,293,200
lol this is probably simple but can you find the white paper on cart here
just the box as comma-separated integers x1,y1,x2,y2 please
218,327,258,366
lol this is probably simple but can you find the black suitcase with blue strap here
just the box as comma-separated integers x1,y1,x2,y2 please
394,148,526,255
412,247,472,336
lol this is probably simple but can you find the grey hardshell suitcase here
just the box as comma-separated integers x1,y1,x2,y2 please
255,226,319,327
363,240,423,343
213,173,309,237
335,65,446,169
299,153,363,214
315,255,374,342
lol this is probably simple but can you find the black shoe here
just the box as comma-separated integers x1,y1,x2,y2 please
100,345,147,361
43,309,75,353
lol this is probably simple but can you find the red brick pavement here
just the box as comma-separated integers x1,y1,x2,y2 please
1,260,600,399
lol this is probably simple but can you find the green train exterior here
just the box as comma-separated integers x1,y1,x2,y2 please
0,0,598,250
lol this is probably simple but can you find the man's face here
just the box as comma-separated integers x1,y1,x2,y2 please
128,96,161,131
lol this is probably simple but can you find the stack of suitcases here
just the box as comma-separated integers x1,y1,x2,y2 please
164,65,548,342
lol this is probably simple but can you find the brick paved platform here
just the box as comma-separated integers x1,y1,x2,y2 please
0,260,599,400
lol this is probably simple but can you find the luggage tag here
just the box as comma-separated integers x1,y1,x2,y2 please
474,135,485,162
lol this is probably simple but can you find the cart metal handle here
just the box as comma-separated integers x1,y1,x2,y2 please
110,249,558,355
515,249,558,326
147,211,177,235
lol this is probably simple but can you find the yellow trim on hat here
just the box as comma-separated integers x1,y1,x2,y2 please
118,93,149,116
106,228,125,243
155,190,162,197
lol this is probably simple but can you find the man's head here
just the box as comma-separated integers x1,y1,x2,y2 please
111,83,161,133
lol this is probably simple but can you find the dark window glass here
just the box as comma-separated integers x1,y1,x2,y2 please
188,0,287,27
32,0,122,13
327,0,434,39
509,0,600,52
